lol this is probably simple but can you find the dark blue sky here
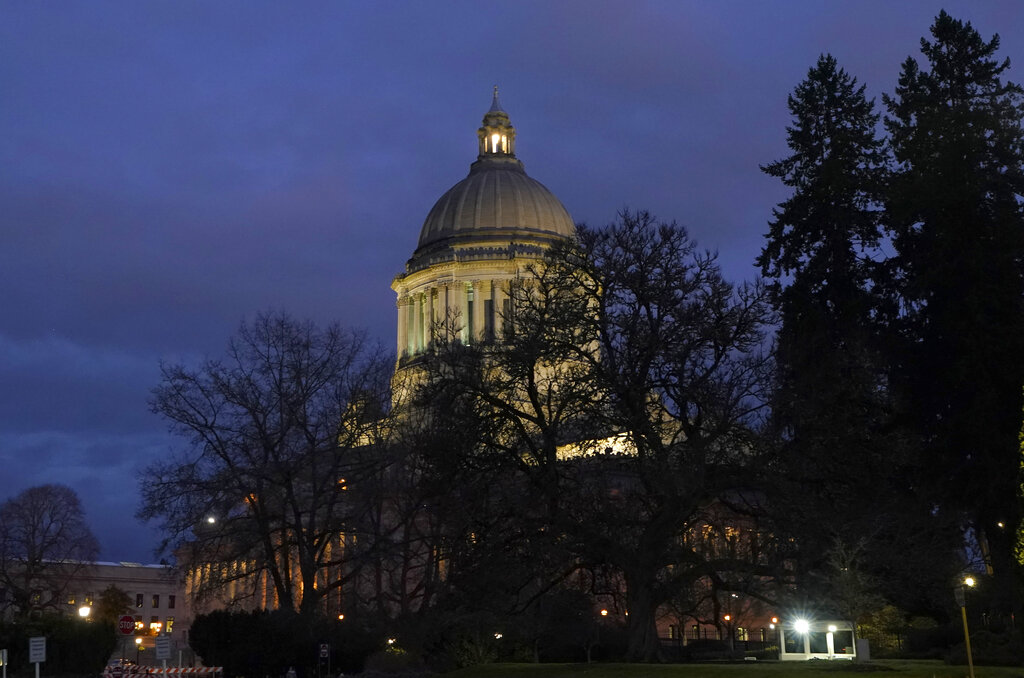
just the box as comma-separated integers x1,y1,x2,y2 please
2,1,1021,562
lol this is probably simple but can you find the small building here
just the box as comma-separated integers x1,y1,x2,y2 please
66,561,190,655
779,619,856,660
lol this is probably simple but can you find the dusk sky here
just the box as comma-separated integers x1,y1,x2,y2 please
2,1,1021,563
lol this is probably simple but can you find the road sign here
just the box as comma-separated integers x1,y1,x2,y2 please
28,637,45,663
155,634,171,661
319,643,329,659
118,615,135,635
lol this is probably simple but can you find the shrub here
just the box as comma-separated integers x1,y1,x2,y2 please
947,629,1024,666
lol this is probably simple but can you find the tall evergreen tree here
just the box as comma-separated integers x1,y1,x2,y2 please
884,11,1024,619
759,55,956,613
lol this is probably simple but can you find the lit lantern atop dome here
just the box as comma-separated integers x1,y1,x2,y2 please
478,86,516,158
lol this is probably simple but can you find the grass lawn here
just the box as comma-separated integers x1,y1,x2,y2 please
443,660,1024,678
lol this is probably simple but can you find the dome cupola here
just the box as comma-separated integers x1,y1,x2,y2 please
477,86,517,160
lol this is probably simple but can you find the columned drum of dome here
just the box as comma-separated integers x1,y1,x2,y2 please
392,90,574,363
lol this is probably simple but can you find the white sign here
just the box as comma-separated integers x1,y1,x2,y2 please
155,634,172,661
28,637,45,663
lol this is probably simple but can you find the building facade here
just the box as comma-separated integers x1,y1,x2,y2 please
67,561,189,653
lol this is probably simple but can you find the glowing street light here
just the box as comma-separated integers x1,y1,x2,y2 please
955,577,977,678
78,605,91,618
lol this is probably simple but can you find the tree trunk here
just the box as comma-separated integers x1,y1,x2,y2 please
624,569,663,662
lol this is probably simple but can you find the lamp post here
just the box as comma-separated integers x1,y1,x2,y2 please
135,637,142,665
954,577,976,678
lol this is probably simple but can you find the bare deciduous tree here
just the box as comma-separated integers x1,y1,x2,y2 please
140,312,394,617
0,484,99,616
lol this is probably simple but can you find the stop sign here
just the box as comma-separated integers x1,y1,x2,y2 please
118,615,135,635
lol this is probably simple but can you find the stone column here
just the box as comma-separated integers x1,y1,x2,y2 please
396,295,407,358
476,279,492,342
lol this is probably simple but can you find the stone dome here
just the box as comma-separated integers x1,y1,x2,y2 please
416,160,575,250
405,90,574,272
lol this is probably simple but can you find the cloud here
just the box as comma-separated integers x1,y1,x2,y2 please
0,429,170,562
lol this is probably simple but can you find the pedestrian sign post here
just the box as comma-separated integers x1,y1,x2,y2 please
156,634,172,665
318,643,330,678
29,637,45,678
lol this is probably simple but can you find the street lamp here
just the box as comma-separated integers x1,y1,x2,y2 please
954,577,976,678
78,605,91,619
135,637,142,664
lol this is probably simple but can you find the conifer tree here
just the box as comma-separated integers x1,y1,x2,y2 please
759,55,958,611
884,11,1024,616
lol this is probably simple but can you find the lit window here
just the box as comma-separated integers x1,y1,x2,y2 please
150,617,162,635
167,617,174,633
67,594,76,605
136,593,144,608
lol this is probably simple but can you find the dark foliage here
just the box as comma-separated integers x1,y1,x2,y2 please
189,609,380,677
759,51,962,618
0,615,115,674
883,10,1024,618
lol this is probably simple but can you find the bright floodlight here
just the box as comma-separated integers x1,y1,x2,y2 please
78,605,91,618
794,619,810,634
828,624,837,633
206,516,216,524
964,576,976,587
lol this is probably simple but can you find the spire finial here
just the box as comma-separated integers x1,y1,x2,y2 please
488,85,504,113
